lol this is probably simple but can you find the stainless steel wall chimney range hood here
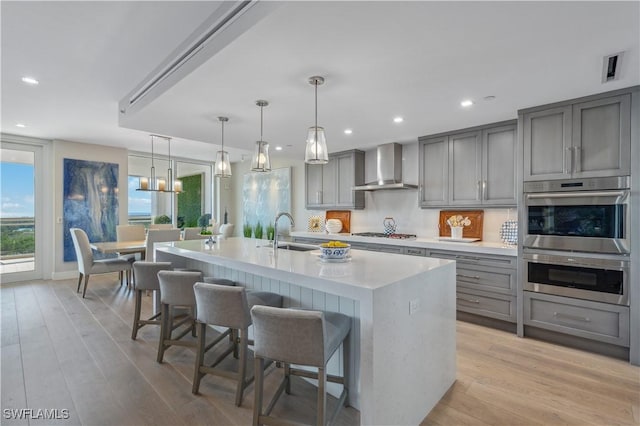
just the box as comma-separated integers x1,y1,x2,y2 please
353,143,417,191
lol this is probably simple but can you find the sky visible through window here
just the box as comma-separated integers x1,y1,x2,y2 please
0,162,34,218
128,176,151,217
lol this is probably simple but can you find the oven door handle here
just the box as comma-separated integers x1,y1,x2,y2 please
526,191,626,199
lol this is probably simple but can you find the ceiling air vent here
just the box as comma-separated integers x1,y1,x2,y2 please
602,52,623,83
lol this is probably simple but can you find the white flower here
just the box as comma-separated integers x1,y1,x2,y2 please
447,215,471,227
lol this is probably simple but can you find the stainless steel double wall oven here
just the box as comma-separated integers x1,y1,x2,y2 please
523,176,630,305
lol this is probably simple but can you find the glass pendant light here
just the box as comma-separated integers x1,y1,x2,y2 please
165,136,182,193
251,100,271,172
138,134,157,191
305,76,329,164
214,116,232,177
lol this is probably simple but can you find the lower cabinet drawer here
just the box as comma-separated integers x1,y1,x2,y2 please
456,289,516,323
457,265,515,295
524,292,630,347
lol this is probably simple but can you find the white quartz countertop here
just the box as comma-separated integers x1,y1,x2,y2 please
291,232,517,256
155,238,453,300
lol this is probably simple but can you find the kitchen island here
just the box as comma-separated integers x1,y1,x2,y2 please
155,237,456,425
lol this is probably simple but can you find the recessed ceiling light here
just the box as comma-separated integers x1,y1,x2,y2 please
21,76,39,85
344,129,353,135
275,146,283,151
461,99,474,107
393,117,404,123
483,95,496,101
16,123,27,128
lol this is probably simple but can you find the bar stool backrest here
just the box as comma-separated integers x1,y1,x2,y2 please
194,283,251,329
157,270,202,306
251,306,326,367
133,261,172,291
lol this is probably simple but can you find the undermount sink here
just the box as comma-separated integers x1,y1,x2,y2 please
277,243,319,252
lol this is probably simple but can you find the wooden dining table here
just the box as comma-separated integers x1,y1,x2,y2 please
90,240,147,259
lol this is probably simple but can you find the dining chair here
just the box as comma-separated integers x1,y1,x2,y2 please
146,229,181,261
70,228,132,298
183,227,205,240
220,224,235,238
149,224,173,230
116,224,146,283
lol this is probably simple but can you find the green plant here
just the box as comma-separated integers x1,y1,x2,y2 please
243,223,253,238
197,213,212,231
200,230,212,235
154,214,171,224
266,224,275,240
253,222,263,239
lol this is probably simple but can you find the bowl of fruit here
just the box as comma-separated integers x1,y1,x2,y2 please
319,240,351,259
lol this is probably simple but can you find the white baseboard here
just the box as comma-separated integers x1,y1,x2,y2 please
51,271,77,280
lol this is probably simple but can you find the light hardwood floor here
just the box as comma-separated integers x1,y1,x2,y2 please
1,275,638,425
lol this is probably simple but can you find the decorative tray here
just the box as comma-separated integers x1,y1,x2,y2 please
437,237,481,243
325,210,351,233
438,210,484,240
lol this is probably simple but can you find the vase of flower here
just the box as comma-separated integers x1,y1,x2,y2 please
447,215,471,239
450,226,463,239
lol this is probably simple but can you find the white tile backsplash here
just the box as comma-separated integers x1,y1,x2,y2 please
350,191,517,243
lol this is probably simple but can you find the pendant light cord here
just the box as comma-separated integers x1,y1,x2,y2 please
259,104,264,168
314,80,319,160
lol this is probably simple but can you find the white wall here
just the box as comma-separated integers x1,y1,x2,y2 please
52,140,129,278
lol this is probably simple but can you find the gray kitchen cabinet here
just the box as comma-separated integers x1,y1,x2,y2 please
305,149,364,210
449,131,482,205
522,90,632,181
419,136,448,206
524,292,630,347
419,120,517,208
428,249,517,323
482,124,518,204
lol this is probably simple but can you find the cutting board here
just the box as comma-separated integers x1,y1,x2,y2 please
325,210,351,233
438,210,484,240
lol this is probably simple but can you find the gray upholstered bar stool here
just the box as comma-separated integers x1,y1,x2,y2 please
203,277,236,286
131,261,172,340
250,306,351,426
156,270,203,363
192,283,283,406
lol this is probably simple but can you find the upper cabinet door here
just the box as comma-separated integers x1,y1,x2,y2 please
419,136,449,207
572,94,631,178
305,163,324,207
335,151,364,208
482,124,517,205
321,159,337,207
523,106,572,181
449,131,482,205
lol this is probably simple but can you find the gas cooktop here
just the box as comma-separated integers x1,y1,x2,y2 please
352,232,417,240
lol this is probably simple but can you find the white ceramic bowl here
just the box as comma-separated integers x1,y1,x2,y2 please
325,219,343,234
319,244,351,259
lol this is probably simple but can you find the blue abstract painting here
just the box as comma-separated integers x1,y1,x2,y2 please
63,159,119,262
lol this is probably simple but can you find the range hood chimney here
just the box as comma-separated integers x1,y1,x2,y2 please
353,143,417,191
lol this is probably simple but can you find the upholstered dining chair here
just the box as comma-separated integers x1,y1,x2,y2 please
70,228,132,298
145,228,181,261
219,224,235,238
149,224,173,230
116,224,146,284
183,227,205,240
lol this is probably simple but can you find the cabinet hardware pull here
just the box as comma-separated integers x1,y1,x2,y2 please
457,274,480,280
482,180,487,201
566,147,573,174
455,255,480,261
553,312,591,322
477,180,482,201
457,297,480,304
316,190,322,204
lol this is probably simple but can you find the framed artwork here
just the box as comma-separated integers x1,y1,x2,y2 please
242,167,291,232
63,158,119,261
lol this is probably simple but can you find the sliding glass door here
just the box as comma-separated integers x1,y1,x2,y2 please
0,142,43,282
